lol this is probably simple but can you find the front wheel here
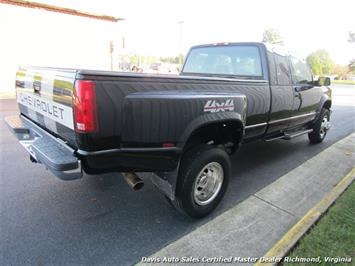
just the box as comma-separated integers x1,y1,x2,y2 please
308,108,330,143
170,144,231,219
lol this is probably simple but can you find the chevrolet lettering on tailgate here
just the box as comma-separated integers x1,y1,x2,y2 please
17,91,74,129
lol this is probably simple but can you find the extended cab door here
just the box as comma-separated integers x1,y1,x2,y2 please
288,54,320,127
266,48,295,133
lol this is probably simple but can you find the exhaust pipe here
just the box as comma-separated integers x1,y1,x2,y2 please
122,172,144,191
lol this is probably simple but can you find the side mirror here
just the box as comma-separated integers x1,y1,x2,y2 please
317,77,331,86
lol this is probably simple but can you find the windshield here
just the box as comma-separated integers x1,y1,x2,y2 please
182,45,263,78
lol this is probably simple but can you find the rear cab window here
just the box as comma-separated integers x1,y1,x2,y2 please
182,45,263,79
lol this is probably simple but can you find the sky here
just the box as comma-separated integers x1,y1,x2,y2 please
33,0,355,64
0,0,354,92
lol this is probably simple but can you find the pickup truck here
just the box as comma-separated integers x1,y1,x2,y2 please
6,42,332,218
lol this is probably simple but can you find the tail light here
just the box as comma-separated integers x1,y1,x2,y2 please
73,80,98,133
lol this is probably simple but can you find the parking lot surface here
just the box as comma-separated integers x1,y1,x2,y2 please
0,84,354,265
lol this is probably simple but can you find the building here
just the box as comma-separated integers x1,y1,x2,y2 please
0,0,123,93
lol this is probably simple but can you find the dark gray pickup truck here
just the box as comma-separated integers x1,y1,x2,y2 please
6,42,332,218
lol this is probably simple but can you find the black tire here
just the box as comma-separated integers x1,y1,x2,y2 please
308,108,330,143
170,144,231,219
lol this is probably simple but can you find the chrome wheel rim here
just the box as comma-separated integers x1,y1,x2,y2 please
320,116,329,139
193,162,224,206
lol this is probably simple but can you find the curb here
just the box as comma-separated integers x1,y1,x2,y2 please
255,167,355,266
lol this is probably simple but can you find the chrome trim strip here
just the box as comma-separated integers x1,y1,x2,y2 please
269,112,316,125
245,122,267,129
77,147,182,156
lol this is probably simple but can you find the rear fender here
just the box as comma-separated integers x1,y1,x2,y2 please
122,91,247,145
178,111,246,148
147,93,246,200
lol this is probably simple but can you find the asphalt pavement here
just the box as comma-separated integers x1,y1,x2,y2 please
0,84,354,265
147,133,354,266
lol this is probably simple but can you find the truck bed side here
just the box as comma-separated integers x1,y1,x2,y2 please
74,72,271,152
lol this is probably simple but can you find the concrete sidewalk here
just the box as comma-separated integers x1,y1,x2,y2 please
138,133,355,265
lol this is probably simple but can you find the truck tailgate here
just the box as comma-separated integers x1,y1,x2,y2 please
15,67,77,147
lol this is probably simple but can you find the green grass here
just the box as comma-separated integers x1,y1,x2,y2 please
332,80,355,85
282,182,355,266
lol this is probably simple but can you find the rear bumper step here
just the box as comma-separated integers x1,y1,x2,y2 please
5,115,82,180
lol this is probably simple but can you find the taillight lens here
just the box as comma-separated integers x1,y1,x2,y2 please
73,80,98,133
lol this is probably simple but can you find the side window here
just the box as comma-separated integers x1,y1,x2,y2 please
273,50,292,85
289,55,313,84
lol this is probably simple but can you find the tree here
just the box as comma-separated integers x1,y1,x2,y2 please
306,50,333,75
331,64,348,79
348,32,355,73
262,28,284,45
307,54,322,75
160,56,179,64
348,59,355,73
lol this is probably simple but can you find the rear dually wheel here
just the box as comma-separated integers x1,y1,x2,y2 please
169,144,231,219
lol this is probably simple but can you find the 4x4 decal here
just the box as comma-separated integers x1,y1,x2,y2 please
204,99,235,113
